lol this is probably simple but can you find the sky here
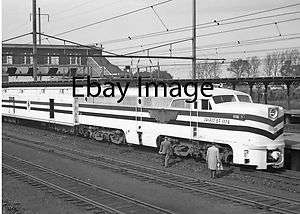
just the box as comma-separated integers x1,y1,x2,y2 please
2,0,300,78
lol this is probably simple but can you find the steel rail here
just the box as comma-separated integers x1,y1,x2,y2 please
2,164,125,214
4,133,300,184
2,152,175,214
3,134,300,214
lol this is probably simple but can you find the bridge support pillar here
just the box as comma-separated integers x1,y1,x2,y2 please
232,83,236,90
249,83,254,100
264,83,269,104
286,82,291,110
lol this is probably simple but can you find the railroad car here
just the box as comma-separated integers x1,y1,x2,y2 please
2,85,284,169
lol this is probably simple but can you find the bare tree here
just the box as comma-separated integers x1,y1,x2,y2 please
196,61,221,79
247,56,261,77
264,49,300,77
279,49,300,76
227,59,251,78
271,52,280,77
264,54,274,76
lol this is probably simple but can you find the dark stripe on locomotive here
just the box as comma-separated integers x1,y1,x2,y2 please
79,103,283,127
79,110,283,140
2,105,27,110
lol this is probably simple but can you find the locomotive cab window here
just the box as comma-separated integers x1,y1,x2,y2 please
171,99,191,109
213,95,236,104
237,95,252,103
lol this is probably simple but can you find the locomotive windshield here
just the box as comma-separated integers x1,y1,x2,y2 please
237,95,252,103
212,95,236,104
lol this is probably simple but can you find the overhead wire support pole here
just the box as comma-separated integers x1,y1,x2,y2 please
37,8,49,45
32,0,37,81
192,0,196,79
38,7,41,44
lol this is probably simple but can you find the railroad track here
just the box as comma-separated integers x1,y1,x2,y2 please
3,134,300,214
234,168,300,186
2,152,175,214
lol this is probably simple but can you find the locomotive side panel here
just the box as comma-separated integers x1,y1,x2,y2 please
2,88,75,127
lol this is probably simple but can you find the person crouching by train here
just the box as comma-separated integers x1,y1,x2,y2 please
159,137,172,168
206,143,221,179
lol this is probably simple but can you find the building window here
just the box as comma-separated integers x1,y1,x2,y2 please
48,54,59,65
24,54,33,64
3,54,13,64
70,56,81,65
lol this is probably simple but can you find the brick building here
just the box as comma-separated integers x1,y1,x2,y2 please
2,43,127,82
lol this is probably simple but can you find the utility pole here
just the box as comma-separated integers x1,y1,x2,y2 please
32,0,37,81
192,0,196,79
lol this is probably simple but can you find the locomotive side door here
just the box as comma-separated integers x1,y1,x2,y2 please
136,97,143,145
191,101,198,140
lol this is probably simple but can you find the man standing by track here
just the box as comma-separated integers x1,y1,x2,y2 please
159,137,172,168
206,143,220,179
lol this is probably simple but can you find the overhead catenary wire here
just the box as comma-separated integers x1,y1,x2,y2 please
38,32,120,56
53,0,173,37
195,18,300,39
192,46,300,56
106,15,300,54
124,38,192,55
2,32,32,43
1,52,225,61
151,6,169,31
155,33,300,55
100,3,300,45
116,17,300,55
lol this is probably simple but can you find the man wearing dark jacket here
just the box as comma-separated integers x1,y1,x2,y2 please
159,137,172,168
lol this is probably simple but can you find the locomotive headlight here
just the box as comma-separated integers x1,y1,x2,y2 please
268,107,278,119
267,149,282,163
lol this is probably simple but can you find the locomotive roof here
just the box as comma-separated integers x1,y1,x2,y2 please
4,85,249,98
